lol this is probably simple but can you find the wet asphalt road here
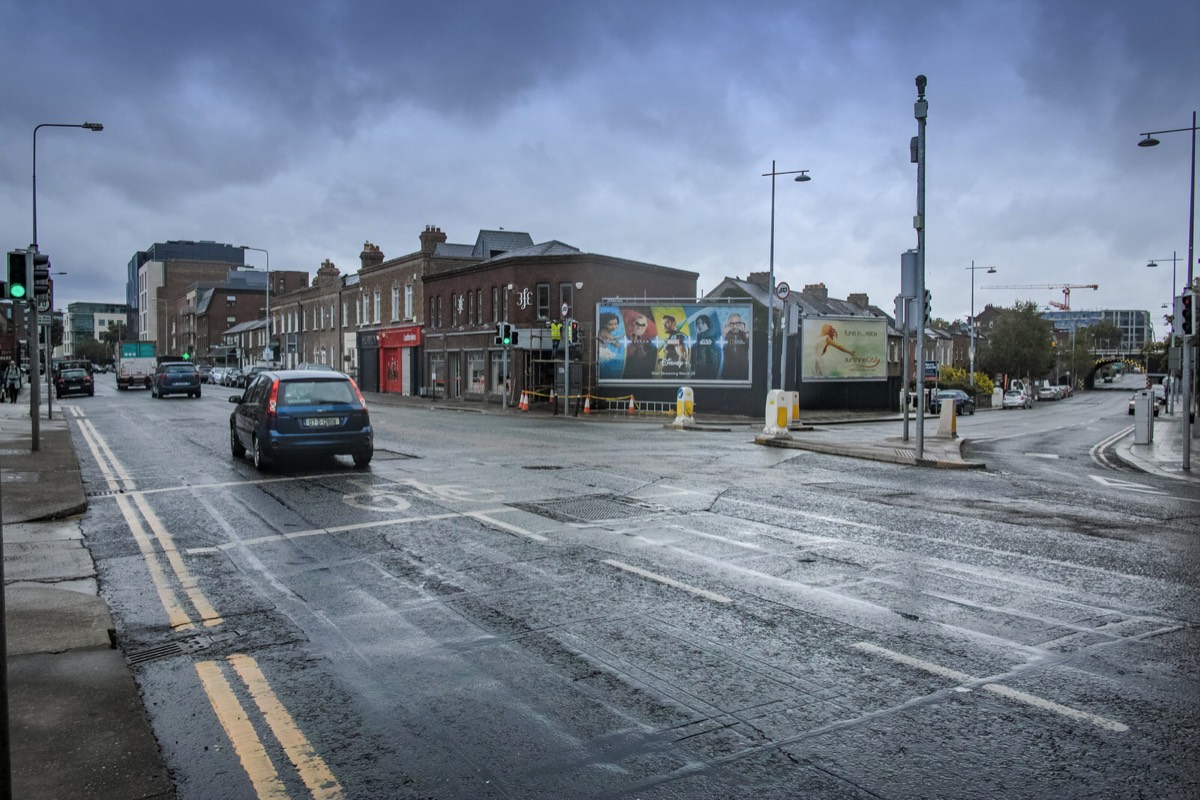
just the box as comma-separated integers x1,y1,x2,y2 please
62,379,1199,799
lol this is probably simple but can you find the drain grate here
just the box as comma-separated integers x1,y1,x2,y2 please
125,630,241,665
510,494,669,524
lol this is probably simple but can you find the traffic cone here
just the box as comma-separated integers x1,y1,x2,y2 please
627,395,636,414
583,394,591,414
519,390,529,411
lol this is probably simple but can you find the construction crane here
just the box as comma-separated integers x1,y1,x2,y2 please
982,283,1099,311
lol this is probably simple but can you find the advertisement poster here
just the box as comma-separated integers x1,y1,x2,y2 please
595,302,753,385
800,316,887,381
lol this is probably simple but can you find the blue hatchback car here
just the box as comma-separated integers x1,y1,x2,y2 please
228,369,373,471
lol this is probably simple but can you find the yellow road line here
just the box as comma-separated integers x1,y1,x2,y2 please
195,660,289,799
131,492,224,627
114,493,195,631
229,654,344,799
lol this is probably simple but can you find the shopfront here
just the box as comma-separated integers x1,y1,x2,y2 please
379,325,422,395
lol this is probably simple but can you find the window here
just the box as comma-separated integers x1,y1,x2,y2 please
436,295,443,328
536,283,550,319
492,287,500,323
468,290,476,325
559,283,574,317
227,316,236,325
476,290,483,325
342,301,348,327
391,287,400,321
373,291,381,324
404,285,413,320
226,295,237,307
330,303,336,329
430,297,437,329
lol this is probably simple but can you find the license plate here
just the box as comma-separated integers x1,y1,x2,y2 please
303,417,341,428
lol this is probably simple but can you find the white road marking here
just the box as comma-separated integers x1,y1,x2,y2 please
602,559,732,604
722,497,885,531
1088,474,1169,495
465,511,549,542
852,641,1128,733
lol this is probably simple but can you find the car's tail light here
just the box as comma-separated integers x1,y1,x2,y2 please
267,379,279,423
349,378,367,408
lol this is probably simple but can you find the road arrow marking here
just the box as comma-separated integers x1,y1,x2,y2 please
1088,474,1168,495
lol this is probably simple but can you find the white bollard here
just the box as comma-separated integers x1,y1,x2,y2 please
763,389,791,438
673,386,696,427
937,396,957,437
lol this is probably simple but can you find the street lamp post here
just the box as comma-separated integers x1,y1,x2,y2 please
238,246,270,362
1148,253,1180,413
762,161,811,395
27,121,103,452
1138,111,1197,470
966,261,997,392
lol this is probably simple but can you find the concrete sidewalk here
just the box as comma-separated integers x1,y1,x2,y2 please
0,386,1192,800
0,388,174,800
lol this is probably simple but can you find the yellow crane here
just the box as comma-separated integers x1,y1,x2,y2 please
983,283,1098,311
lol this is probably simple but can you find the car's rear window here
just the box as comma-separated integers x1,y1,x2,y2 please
165,365,195,375
62,369,88,378
279,379,357,407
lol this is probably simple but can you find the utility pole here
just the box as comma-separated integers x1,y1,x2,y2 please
913,75,929,460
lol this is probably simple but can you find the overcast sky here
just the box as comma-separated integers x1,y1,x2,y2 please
2,0,1197,333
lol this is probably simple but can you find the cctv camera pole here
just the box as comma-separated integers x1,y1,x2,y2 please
913,75,929,460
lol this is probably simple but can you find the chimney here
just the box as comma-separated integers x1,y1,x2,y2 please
847,293,870,309
419,224,447,254
313,258,341,287
747,271,771,290
359,241,384,271
803,283,828,301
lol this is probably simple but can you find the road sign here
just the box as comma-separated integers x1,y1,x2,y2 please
36,277,53,312
37,314,51,326
924,360,938,378
775,281,790,300
561,302,570,318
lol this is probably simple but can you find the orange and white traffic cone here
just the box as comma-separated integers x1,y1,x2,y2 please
583,394,591,414
519,390,529,411
627,395,636,414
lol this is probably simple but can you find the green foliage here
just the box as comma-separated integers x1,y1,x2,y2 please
74,338,108,362
977,301,1054,381
940,364,994,397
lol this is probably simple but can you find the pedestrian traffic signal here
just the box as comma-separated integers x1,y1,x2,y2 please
7,250,28,300
567,320,580,345
1180,292,1195,337
32,252,51,303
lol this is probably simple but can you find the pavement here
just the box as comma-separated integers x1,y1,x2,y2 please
0,385,1193,799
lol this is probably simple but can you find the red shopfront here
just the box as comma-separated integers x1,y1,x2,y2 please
379,325,422,395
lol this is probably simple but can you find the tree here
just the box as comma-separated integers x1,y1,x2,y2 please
1086,319,1123,351
100,321,128,360
74,338,108,363
976,301,1054,382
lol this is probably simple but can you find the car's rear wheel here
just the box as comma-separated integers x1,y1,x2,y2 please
252,436,270,472
353,447,373,469
230,426,246,458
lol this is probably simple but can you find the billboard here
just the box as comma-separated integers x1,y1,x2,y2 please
596,302,753,385
800,316,887,381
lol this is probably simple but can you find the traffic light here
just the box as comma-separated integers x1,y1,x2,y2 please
923,289,932,325
509,328,518,346
1180,292,1195,337
567,320,580,345
7,249,28,300
493,322,505,346
501,323,513,346
32,252,50,303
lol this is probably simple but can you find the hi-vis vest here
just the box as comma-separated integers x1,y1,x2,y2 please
550,322,562,341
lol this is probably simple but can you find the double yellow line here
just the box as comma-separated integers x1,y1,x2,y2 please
73,410,344,798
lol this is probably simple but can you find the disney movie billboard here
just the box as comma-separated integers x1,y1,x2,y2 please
595,302,754,385
800,316,887,381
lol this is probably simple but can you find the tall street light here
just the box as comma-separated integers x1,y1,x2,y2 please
238,245,270,362
28,121,103,452
1148,253,1181,414
762,161,811,394
966,261,996,390
1138,111,1197,471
